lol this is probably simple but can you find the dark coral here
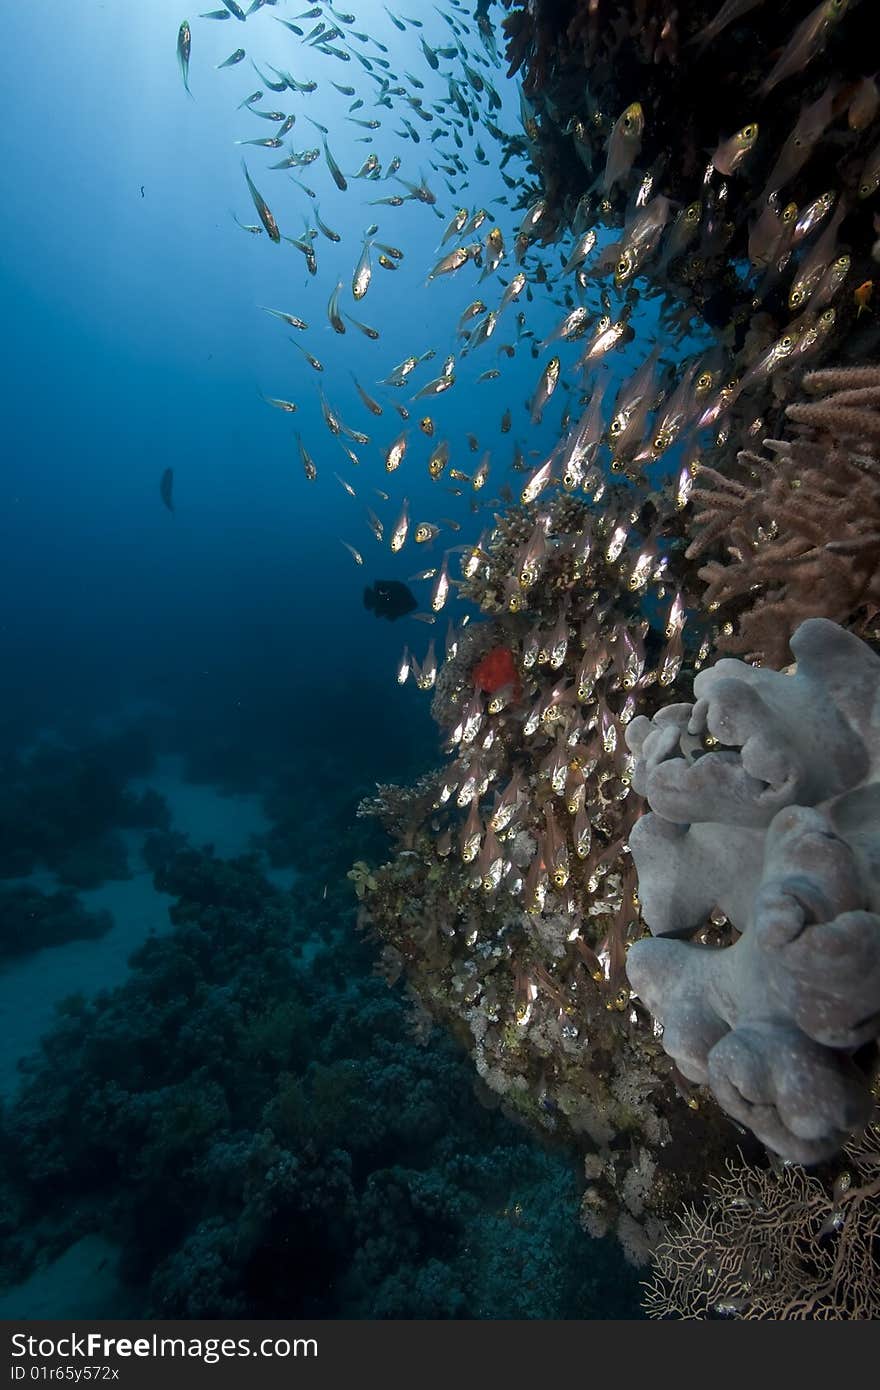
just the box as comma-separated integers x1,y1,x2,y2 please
0,840,641,1317
0,884,112,962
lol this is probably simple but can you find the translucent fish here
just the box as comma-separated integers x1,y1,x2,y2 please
561,229,596,275
297,433,317,481
334,472,357,498
848,76,880,131
351,375,383,416
431,557,450,612
440,208,469,244
327,282,346,335
428,440,450,480
427,246,470,281
601,102,644,196
457,299,487,334
521,457,553,505
261,394,297,413
384,430,408,473
340,540,363,565
390,498,410,552
758,0,850,99
529,356,560,425
352,238,373,299
355,153,381,178
344,313,379,341
690,0,766,51
412,374,455,399
241,161,280,241
314,206,341,243
711,122,758,176
383,356,419,387
289,338,323,372
176,20,193,97
323,136,348,191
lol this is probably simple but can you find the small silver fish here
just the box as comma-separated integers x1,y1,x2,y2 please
177,21,192,97
711,122,758,176
217,49,246,69
758,0,850,99
352,238,372,299
323,136,348,191
529,356,560,424
340,540,363,565
327,282,346,335
601,102,644,196
241,161,280,241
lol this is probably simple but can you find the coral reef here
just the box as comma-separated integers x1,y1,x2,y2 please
625,617,880,1162
347,0,880,1290
0,835,641,1316
0,733,168,887
357,486,753,1255
687,366,880,666
643,1108,880,1319
0,884,112,962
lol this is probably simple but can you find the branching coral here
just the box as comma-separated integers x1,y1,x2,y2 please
643,1111,880,1319
687,366,880,667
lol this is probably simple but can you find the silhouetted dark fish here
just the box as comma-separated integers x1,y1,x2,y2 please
160,467,174,513
364,579,417,620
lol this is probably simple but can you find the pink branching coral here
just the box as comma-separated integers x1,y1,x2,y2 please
686,366,880,668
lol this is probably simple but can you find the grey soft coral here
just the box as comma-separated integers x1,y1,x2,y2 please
624,618,880,1163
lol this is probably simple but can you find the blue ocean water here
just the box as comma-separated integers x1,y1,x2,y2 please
0,0,695,1318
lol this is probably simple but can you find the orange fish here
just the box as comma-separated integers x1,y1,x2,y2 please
472,646,522,702
854,280,874,317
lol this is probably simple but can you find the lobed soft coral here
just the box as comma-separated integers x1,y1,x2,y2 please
625,618,880,1163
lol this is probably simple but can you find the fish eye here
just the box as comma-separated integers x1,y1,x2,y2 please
781,334,794,349
742,125,757,139
697,372,712,390
686,203,700,221
821,308,835,322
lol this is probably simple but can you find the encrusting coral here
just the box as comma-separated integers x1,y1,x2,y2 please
687,367,880,667
625,617,880,1164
